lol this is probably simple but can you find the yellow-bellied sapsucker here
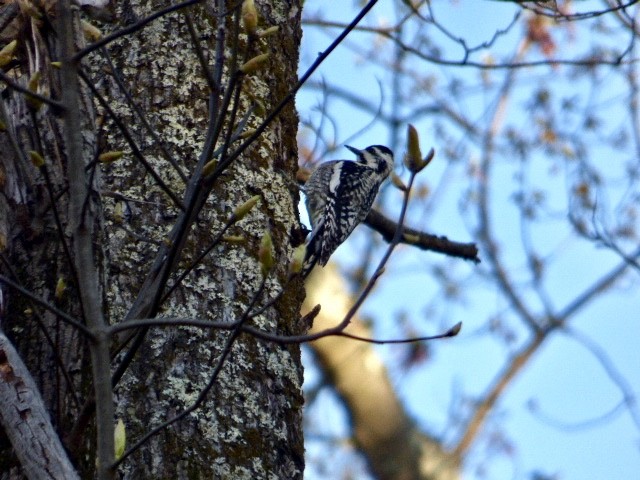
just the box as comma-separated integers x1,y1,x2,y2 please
302,145,394,275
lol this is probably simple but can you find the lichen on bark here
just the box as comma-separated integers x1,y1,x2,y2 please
99,1,306,478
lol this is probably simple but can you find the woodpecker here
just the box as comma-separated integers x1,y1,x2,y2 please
302,145,394,275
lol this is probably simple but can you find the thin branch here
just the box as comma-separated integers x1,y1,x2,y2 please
521,0,640,22
109,316,460,348
113,274,268,467
560,327,640,429
0,264,82,408
0,98,29,169
336,321,461,344
556,247,640,321
476,39,542,332
452,331,546,458
0,273,94,339
37,162,83,312
426,2,521,61
304,19,631,69
109,316,228,334
160,216,235,303
59,4,115,478
530,398,627,431
211,0,382,178
184,11,218,95
72,0,204,61
98,47,188,183
0,70,65,112
365,209,480,262
78,69,185,210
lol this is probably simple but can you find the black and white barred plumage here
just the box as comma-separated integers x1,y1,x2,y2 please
303,145,394,274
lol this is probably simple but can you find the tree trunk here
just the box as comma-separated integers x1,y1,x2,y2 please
0,1,304,478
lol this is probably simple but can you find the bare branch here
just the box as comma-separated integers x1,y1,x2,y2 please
0,273,93,339
0,70,65,112
366,208,480,262
71,0,206,61
557,247,640,321
113,273,269,467
560,327,640,430
453,332,545,458
78,70,186,210
304,18,631,69
215,0,382,176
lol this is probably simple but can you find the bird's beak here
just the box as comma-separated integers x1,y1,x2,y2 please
345,145,360,156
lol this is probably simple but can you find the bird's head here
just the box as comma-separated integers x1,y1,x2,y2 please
345,145,394,175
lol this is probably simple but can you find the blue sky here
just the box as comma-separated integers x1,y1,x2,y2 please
297,1,640,479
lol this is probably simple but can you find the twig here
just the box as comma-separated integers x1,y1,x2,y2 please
366,209,480,262
559,327,640,429
160,216,235,303
72,0,204,61
0,70,65,112
211,0,382,178
113,274,268,467
98,47,187,183
78,70,185,210
0,273,94,339
557,247,640,320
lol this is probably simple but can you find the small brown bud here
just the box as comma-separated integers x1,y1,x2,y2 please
26,71,42,110
404,125,435,173
288,244,307,275
242,0,258,35
113,202,125,223
18,1,41,19
240,53,270,74
259,26,279,38
0,40,17,67
447,322,462,336
390,172,407,191
404,124,422,172
55,277,66,300
232,195,260,222
238,128,257,139
81,20,102,41
29,150,45,168
223,235,246,244
202,159,218,178
421,148,435,170
259,230,275,276
253,99,266,116
114,419,126,461
99,151,124,163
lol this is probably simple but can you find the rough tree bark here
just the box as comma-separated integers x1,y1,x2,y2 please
0,2,99,475
0,332,80,480
0,1,304,478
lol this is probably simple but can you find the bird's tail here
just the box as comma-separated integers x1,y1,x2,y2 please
301,224,323,277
